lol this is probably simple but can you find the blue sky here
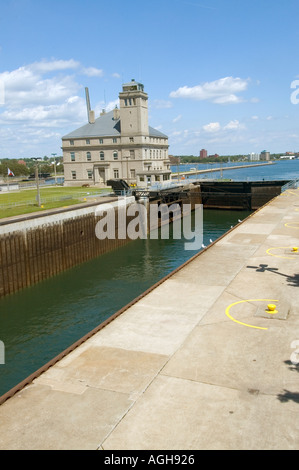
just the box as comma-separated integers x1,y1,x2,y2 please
1,0,299,158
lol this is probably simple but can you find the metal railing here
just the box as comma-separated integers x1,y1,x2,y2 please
281,179,299,192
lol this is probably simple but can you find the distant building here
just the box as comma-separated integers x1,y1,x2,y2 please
200,149,207,159
62,80,171,187
260,150,270,161
249,152,260,161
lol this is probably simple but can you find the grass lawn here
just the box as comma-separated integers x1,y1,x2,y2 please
0,186,111,219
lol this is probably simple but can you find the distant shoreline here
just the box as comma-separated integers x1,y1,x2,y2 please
171,161,275,177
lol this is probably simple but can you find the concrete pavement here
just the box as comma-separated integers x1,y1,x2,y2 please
0,189,298,450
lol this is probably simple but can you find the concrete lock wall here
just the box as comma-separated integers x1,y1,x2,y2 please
0,187,202,299
0,198,137,299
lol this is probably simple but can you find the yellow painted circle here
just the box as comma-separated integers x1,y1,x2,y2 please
266,246,298,260
285,223,299,229
225,299,279,330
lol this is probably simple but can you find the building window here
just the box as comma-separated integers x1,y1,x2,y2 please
71,171,77,180
99,138,103,144
100,151,105,161
130,169,136,178
129,137,134,142
163,174,169,181
113,137,117,143
87,170,93,180
87,152,91,161
71,152,75,161
130,150,135,159
139,176,145,182
114,169,119,178
86,139,90,144
70,140,74,145
113,151,118,160
125,99,128,106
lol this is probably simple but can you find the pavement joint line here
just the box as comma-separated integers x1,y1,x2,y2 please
97,351,176,450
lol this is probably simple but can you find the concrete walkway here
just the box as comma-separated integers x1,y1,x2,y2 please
0,189,299,450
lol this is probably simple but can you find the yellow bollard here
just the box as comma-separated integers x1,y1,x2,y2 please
266,304,278,314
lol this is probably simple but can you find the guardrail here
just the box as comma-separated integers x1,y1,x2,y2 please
281,179,299,192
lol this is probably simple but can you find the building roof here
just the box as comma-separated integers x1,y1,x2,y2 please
62,110,168,140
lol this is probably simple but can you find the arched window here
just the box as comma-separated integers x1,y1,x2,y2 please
113,151,118,160
87,152,91,161
100,151,105,161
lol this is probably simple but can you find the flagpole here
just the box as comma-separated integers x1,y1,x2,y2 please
6,168,9,192
31,158,42,207
35,164,41,207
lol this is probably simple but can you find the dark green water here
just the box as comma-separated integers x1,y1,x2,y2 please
0,209,250,397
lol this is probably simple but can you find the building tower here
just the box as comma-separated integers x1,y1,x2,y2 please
119,79,149,136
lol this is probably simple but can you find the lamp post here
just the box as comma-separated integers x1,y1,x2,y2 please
51,153,57,185
32,157,42,207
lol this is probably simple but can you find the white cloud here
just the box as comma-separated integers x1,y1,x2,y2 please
203,122,221,133
170,77,249,104
0,97,87,127
0,58,109,156
0,63,82,107
223,120,245,130
29,59,80,74
173,114,182,123
171,131,182,136
94,99,119,115
81,67,104,77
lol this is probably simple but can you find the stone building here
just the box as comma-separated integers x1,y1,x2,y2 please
62,80,171,188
